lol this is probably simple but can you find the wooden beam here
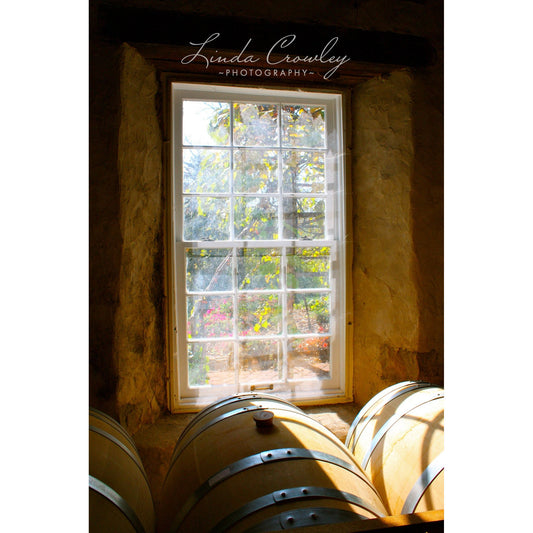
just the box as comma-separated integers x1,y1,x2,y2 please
136,43,403,86
93,5,435,75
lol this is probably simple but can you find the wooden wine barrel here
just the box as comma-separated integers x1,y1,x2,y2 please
158,393,388,533
345,381,444,516
89,407,155,533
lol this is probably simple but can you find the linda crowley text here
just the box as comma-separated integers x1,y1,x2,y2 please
181,33,351,80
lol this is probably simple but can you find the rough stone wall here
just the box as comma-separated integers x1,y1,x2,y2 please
352,70,419,401
89,40,167,433
89,39,122,418
350,0,444,403
113,44,166,433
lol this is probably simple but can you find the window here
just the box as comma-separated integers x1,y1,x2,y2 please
169,82,348,410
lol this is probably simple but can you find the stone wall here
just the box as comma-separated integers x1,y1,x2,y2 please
352,70,420,402
113,44,166,433
89,0,443,431
349,1,444,402
89,39,122,418
89,40,167,433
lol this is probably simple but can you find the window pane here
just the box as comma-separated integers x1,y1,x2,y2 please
186,248,233,292
287,292,330,334
281,105,325,148
288,337,331,380
283,197,325,240
234,149,278,194
188,341,234,387
234,196,278,240
187,295,233,338
233,103,279,146
184,197,230,241
183,149,230,193
238,294,281,336
287,247,330,289
282,150,325,194
239,339,282,382
183,101,230,146
237,248,280,290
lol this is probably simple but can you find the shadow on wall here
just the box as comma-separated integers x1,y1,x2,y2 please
90,40,168,434
410,10,444,387
89,39,123,419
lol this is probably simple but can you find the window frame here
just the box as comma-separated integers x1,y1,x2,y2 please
167,81,353,412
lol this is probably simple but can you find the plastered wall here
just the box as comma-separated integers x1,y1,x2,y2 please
351,69,443,402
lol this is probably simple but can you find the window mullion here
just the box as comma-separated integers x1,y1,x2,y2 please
232,245,239,391
277,104,288,385
281,245,288,384
229,103,240,390
229,101,235,241
277,101,283,242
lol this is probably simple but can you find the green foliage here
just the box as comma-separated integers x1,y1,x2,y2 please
184,101,332,383
188,344,210,386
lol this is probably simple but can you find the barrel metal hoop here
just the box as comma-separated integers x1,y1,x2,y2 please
89,475,147,533
361,391,444,470
89,408,139,453
169,405,286,471
89,425,150,488
174,395,260,448
401,452,444,514
211,485,385,532
345,381,421,450
167,448,380,533
261,449,382,500
346,382,433,453
173,396,304,459
242,507,366,533
167,405,341,480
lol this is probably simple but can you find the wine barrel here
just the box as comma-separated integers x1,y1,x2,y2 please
158,393,387,533
345,381,444,516
89,408,155,533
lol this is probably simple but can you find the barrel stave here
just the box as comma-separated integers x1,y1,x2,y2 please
89,408,155,533
346,382,444,516
159,394,387,533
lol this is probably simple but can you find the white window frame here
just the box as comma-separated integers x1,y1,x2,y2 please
168,82,349,411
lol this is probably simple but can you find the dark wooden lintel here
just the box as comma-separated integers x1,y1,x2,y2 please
94,4,435,82
135,43,404,86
